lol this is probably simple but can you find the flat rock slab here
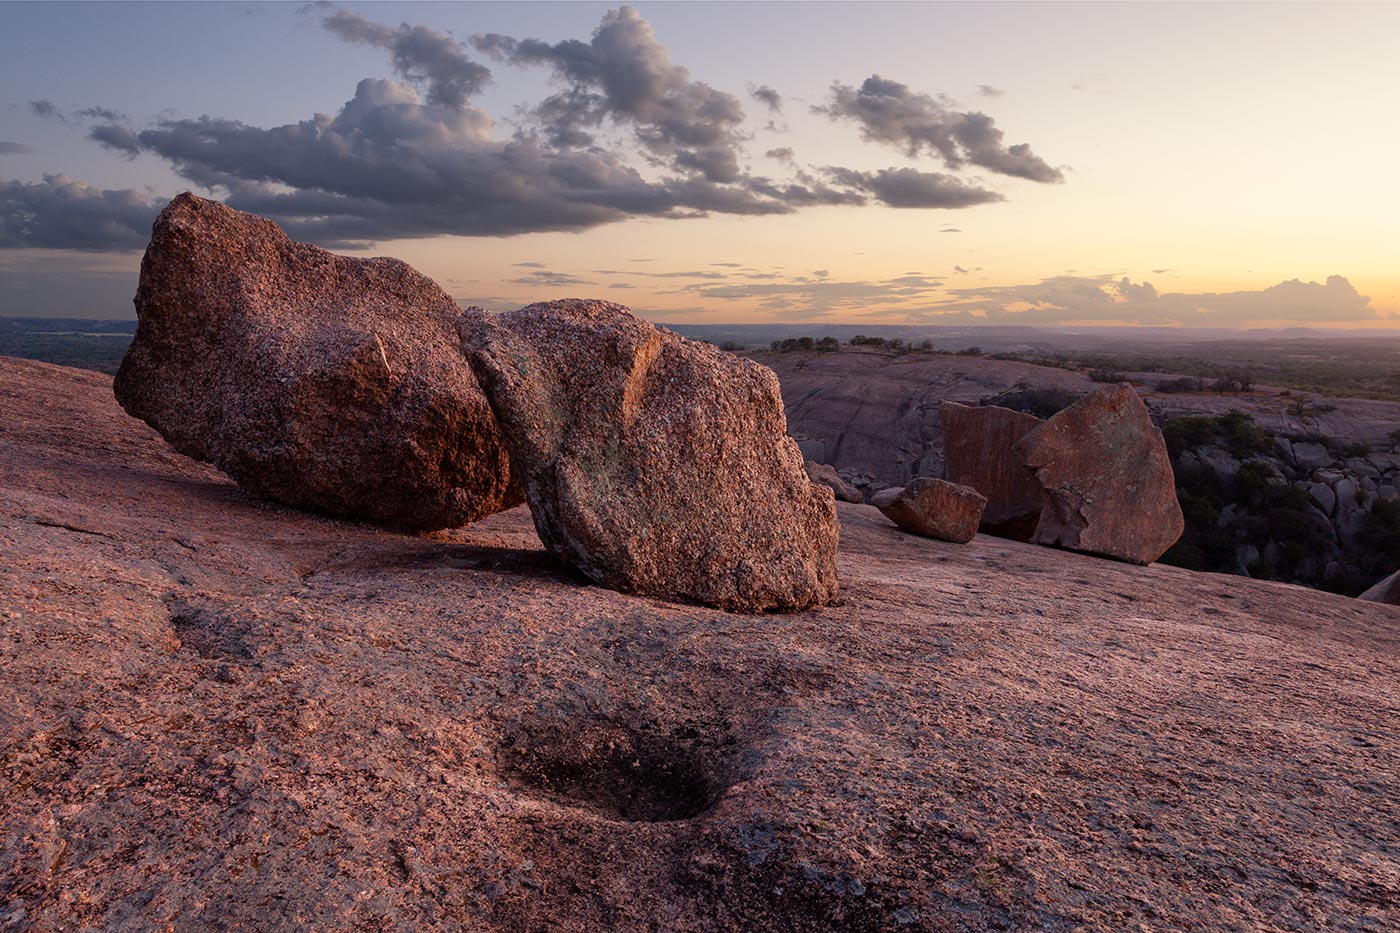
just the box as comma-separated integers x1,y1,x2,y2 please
940,401,1045,540
115,193,518,530
462,300,838,612
3,356,1398,932
870,477,985,543
1014,384,1184,564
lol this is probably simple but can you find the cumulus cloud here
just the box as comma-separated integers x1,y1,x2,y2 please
0,174,159,250
473,7,748,183
5,7,1058,250
0,142,36,155
821,75,1063,182
921,274,1376,326
322,9,491,108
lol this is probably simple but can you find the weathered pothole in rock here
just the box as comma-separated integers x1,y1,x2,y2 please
168,598,259,661
496,717,737,823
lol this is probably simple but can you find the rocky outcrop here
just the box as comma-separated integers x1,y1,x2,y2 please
804,460,863,503
114,193,518,531
870,477,986,543
1015,384,1184,564
940,401,1045,540
6,355,1399,932
462,300,839,612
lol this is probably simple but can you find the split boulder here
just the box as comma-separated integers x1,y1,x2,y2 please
940,401,1044,540
462,299,839,612
1013,384,1184,564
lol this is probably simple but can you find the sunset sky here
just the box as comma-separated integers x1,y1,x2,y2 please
2,1,1397,327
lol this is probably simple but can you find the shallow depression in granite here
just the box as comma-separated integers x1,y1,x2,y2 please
495,717,736,823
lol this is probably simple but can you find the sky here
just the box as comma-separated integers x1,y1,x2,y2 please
1,1,1398,328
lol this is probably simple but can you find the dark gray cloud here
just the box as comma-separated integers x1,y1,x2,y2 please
922,274,1377,326
0,142,36,155
89,124,142,157
76,107,127,122
6,8,1056,251
821,75,1063,183
749,84,782,112
0,174,159,250
822,166,1002,208
765,146,794,163
28,101,126,126
322,9,492,108
29,100,64,121
512,261,546,268
976,85,1004,98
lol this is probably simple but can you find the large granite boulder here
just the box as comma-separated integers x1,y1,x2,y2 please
804,460,863,503
114,194,519,531
940,401,1045,540
870,477,986,543
462,299,838,612
1013,384,1183,564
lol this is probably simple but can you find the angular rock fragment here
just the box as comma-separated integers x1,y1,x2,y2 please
114,193,519,530
1013,384,1184,564
462,299,838,612
940,401,1044,540
870,477,986,544
805,461,863,503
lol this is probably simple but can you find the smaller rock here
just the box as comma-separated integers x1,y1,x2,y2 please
1309,483,1336,517
1292,441,1332,471
1335,478,1360,512
1379,485,1398,502
805,461,863,504
1236,543,1260,571
870,478,986,544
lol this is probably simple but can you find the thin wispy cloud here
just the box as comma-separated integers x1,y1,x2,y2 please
920,274,1377,326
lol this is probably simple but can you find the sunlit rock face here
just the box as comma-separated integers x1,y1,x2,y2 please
463,299,839,612
114,193,519,530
